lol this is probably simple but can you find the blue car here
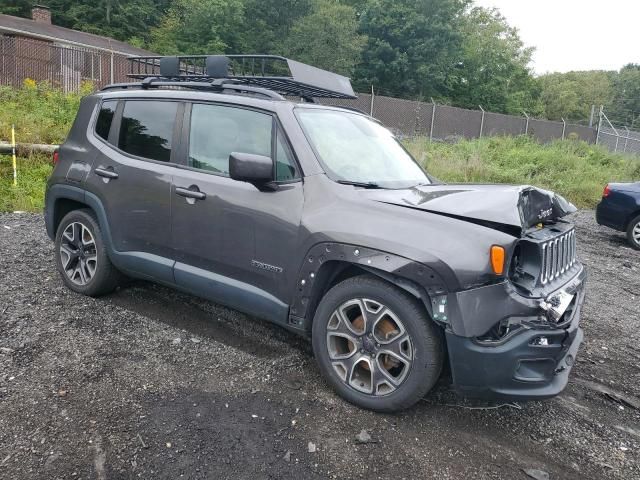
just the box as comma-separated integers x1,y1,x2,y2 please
596,182,640,250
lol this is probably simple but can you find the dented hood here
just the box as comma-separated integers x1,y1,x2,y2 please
362,184,576,235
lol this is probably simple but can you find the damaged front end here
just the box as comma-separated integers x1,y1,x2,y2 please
442,237,587,400
420,186,585,400
362,181,586,400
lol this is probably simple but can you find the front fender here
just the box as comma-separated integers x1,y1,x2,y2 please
289,242,450,330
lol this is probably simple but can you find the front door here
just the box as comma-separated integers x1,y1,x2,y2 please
171,102,303,322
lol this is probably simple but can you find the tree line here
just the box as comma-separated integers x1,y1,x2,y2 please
1,0,638,126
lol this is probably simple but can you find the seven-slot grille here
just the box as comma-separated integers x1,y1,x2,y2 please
540,229,577,285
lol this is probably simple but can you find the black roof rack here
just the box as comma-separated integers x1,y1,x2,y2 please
114,54,357,101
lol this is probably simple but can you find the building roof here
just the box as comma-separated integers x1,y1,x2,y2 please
0,13,155,57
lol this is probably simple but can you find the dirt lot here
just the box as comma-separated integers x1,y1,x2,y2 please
0,210,639,480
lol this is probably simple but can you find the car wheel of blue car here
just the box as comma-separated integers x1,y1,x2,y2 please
627,214,640,250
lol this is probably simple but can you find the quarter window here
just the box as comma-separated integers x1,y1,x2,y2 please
95,100,116,141
275,130,298,181
118,101,177,162
189,104,273,175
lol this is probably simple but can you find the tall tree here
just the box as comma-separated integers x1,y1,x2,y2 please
0,0,31,17
240,0,313,54
452,7,541,115
280,0,366,76
149,0,245,54
538,71,613,122
610,64,640,127
41,0,169,44
354,0,470,99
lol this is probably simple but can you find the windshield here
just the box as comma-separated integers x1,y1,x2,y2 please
295,108,430,188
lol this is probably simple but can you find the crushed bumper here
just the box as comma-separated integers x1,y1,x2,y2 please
445,268,586,400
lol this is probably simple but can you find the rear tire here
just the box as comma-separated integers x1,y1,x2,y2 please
312,275,443,412
626,214,640,250
54,209,121,296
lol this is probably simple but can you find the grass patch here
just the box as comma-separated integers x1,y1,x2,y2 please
405,136,640,208
0,153,52,212
0,80,92,145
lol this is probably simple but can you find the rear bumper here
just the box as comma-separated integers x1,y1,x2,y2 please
596,200,626,231
445,268,586,401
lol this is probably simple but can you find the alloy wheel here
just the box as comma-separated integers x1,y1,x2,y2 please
326,298,414,396
59,222,98,286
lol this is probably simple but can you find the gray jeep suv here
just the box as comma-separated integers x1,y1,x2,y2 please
45,55,586,412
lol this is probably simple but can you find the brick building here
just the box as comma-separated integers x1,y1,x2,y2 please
0,5,155,91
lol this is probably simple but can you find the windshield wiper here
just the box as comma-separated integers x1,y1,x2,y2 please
336,180,383,189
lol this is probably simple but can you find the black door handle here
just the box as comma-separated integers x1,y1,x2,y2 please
175,186,206,200
94,167,119,179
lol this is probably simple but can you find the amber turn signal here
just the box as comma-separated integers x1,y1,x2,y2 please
490,245,505,275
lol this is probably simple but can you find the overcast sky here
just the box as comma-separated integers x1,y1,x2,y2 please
474,0,640,75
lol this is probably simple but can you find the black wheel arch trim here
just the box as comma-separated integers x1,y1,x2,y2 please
289,242,450,334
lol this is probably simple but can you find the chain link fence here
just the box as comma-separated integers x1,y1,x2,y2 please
596,109,640,155
0,36,132,92
319,93,598,145
4,36,640,155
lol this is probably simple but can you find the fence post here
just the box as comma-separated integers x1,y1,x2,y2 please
110,51,114,84
561,118,566,140
523,111,530,135
624,127,630,152
595,105,603,145
589,105,596,127
429,98,436,142
479,105,485,138
369,85,374,117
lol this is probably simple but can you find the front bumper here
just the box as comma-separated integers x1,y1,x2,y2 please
445,267,586,400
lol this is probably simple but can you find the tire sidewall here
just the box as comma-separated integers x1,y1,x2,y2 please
627,216,640,250
312,276,442,412
54,210,111,296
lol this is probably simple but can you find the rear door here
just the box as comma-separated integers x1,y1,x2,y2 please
84,98,182,282
171,102,304,322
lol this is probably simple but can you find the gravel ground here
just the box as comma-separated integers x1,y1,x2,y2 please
0,210,639,480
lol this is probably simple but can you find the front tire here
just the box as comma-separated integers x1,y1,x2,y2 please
626,214,640,250
312,275,443,412
54,209,121,296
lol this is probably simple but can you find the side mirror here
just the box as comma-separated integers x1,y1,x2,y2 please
229,152,274,188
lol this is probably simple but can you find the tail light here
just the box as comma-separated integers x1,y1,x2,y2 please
52,149,59,165
602,184,611,198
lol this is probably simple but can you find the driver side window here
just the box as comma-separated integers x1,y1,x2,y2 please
188,104,272,175
188,103,299,181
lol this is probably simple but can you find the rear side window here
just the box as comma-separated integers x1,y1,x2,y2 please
95,100,116,141
118,101,177,162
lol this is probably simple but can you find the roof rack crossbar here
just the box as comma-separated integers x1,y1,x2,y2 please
125,54,356,100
